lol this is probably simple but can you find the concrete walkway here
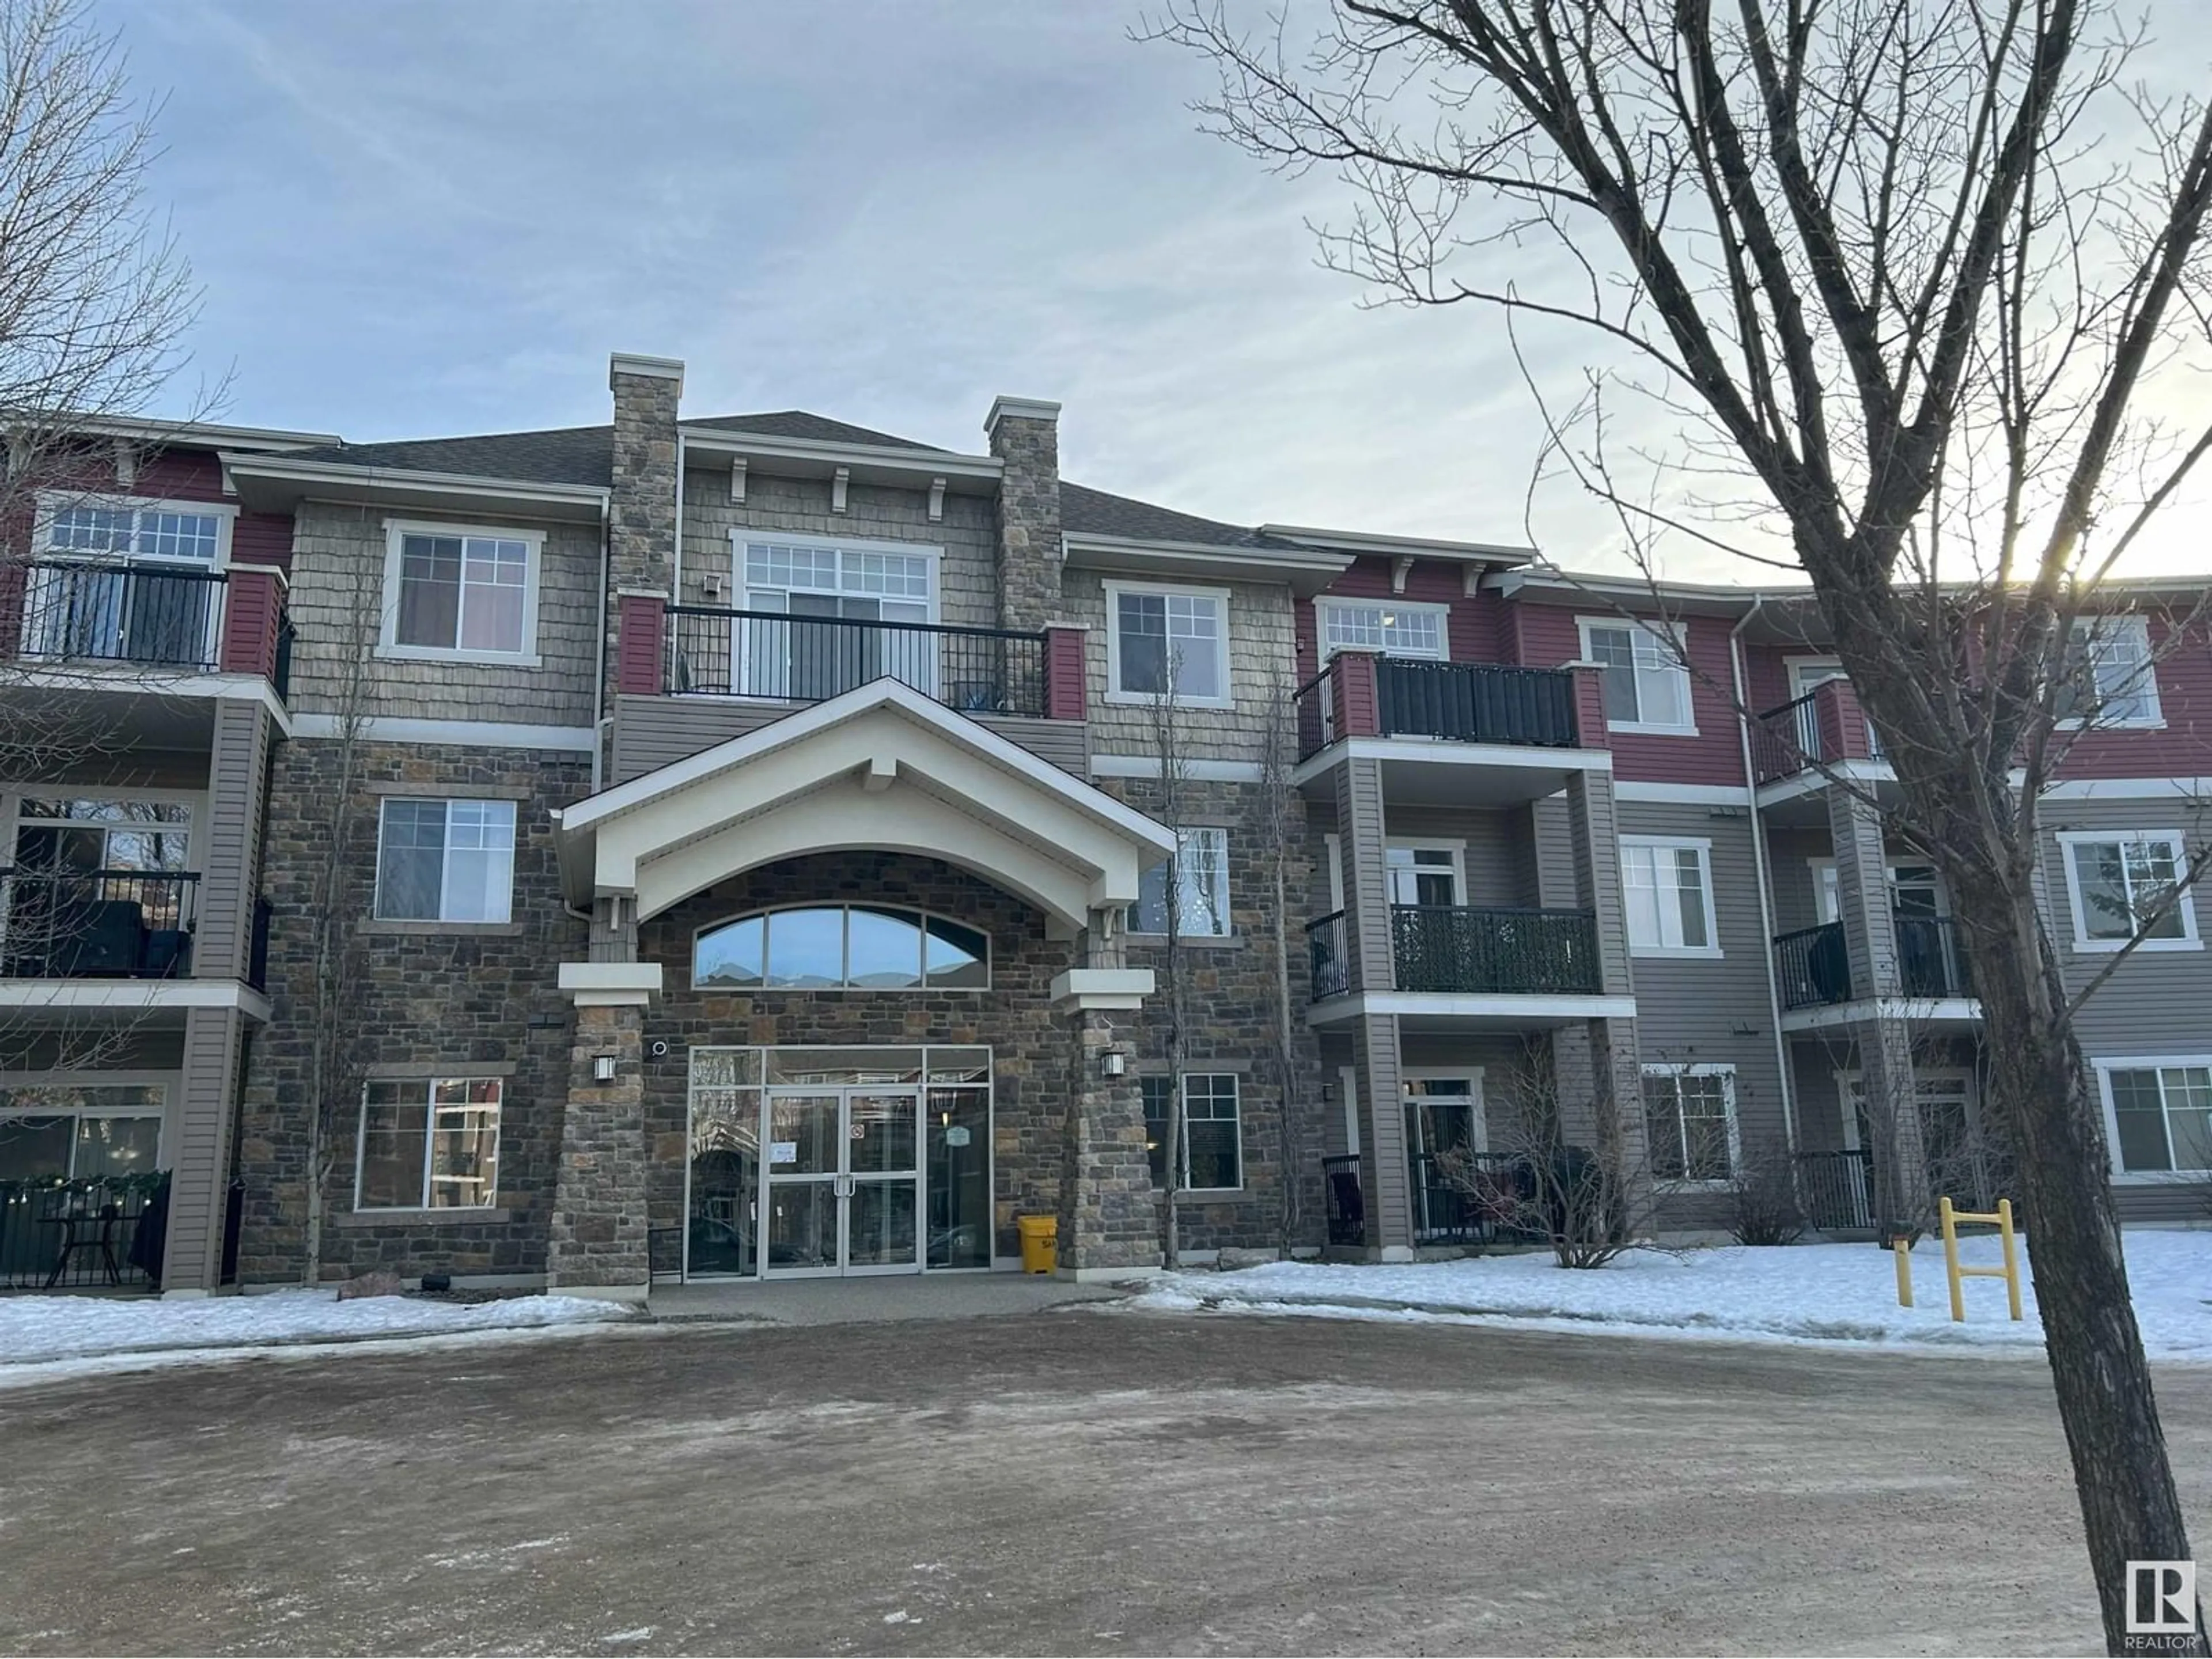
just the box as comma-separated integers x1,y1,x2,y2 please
646,1271,1135,1325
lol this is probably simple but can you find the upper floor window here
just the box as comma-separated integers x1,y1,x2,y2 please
357,1077,502,1210
2058,615,2161,728
41,495,229,566
2098,1062,2212,1176
2058,831,2199,952
26,494,233,667
1318,599,1446,661
374,799,516,923
1578,618,1694,735
1106,582,1230,707
692,905,988,990
728,536,938,700
1620,836,1719,957
1135,826,1230,936
1643,1065,1738,1183
381,520,543,663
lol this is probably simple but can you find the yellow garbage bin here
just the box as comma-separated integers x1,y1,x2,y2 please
1017,1213,1058,1275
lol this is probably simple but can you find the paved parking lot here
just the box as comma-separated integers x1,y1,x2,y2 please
3,1301,2206,1655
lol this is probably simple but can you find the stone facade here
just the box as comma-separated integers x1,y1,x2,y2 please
547,1002,650,1290
986,401,1062,635
232,738,589,1285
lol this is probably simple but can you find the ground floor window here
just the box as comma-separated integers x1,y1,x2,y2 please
685,1045,994,1279
1142,1073,1243,1191
355,1078,503,1209
2099,1062,2212,1174
0,1082,165,1181
1642,1065,1737,1183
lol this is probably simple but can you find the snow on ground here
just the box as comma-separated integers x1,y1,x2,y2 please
0,1289,631,1369
1133,1229,2212,1359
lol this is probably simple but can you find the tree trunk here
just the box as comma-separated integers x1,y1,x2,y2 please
1967,877,2207,1654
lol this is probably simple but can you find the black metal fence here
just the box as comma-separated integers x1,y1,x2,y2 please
1391,906,1601,994
1795,1150,1874,1232
16,561,224,669
1321,1154,1364,1246
1773,920,1850,1007
0,1174,168,1290
666,606,1049,717
0,870,199,979
1751,692,1821,781
1897,914,1971,998
1294,664,1338,759
1307,910,1349,999
1375,659,1579,748
1411,1150,1532,1245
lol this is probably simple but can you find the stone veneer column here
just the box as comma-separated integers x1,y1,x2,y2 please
605,353,683,711
1051,908,1161,1277
984,396,1062,634
1828,786,1927,1227
548,957,663,1302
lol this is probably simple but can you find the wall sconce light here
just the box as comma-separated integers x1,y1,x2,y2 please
1100,1050,1126,1078
592,1054,618,1083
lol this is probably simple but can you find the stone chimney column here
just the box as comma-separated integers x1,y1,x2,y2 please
985,396,1062,634
607,354,683,704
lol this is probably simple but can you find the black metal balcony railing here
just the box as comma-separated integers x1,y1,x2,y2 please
1322,1153,1364,1246
1411,1150,1532,1245
1794,1150,1874,1232
1294,662,1338,759
17,560,225,669
0,1174,167,1290
1308,910,1350,999
1896,913,1972,998
1391,905,1603,995
1751,691,1823,781
666,606,1049,717
1376,659,1579,749
1774,920,1851,1008
0,870,199,979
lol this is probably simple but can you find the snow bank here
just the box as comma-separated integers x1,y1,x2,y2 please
1134,1229,2212,1359
0,1289,630,1368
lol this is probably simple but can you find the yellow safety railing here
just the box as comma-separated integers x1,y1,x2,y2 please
1938,1195,2024,1322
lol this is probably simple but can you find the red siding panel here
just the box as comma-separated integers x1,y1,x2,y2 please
615,594,665,696
1512,601,1748,785
2054,618,2212,779
1044,625,1087,722
218,567,282,679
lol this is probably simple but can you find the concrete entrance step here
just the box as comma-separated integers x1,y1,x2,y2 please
646,1273,1134,1327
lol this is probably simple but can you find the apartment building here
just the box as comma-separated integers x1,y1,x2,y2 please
0,353,2204,1298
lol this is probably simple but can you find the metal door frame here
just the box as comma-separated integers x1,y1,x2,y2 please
760,1084,923,1278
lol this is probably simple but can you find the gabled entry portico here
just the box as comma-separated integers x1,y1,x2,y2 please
545,680,1177,1299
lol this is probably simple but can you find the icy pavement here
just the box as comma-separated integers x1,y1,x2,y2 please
1132,1228,2212,1358
0,1288,632,1372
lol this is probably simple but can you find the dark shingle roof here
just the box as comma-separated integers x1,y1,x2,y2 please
683,410,938,450
1059,480,1287,551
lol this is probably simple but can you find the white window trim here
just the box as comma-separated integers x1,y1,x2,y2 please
1385,839,1467,907
1103,579,1234,711
1402,1067,1488,1155
371,797,517,925
729,529,944,620
352,1076,503,1212
33,491,238,568
2058,615,2164,731
1316,597,1450,661
687,903,991,992
1146,1071,1245,1193
1620,834,1724,959
1323,831,1344,914
0,1071,173,1173
1130,824,1232,938
1835,1068,1975,1152
378,518,547,666
2055,829,2201,953
1810,858,1948,925
2091,1056,2212,1183
1577,615,1698,736
1641,1062,1739,1188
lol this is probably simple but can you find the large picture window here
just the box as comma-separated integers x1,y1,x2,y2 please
356,1078,502,1209
2099,1063,2212,1176
693,906,988,990
728,536,938,700
374,800,516,923
381,521,541,661
1107,582,1229,707
0,1083,165,1183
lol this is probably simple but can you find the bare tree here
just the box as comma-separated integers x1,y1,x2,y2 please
1153,2,2211,1644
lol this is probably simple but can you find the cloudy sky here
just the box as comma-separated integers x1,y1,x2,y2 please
105,1,2209,581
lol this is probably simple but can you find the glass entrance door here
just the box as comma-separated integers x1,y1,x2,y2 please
762,1086,921,1276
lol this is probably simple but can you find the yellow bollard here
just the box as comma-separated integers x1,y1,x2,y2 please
1940,1195,1965,1322
1892,1235,1914,1308
1998,1198,2022,1322
1937,1193,2026,1323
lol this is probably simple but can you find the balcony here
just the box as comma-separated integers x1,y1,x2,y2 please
0,870,200,979
1296,655,1586,760
1773,914,1974,1014
1751,679,1887,810
1308,904,1605,1009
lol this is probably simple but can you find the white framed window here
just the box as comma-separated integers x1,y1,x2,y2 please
1642,1064,1738,1184
2094,1059,2212,1177
1318,599,1448,661
374,799,517,923
1135,826,1230,936
1141,1072,1243,1190
2056,831,2199,952
380,520,544,663
2058,615,2162,728
0,1078,168,1183
1620,836,1720,957
1578,616,1695,734
1385,842,1464,907
355,1077,502,1209
26,493,236,666
726,532,941,700
1105,581,1230,708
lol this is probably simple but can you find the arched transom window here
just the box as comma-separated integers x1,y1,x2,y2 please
694,906,989,990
